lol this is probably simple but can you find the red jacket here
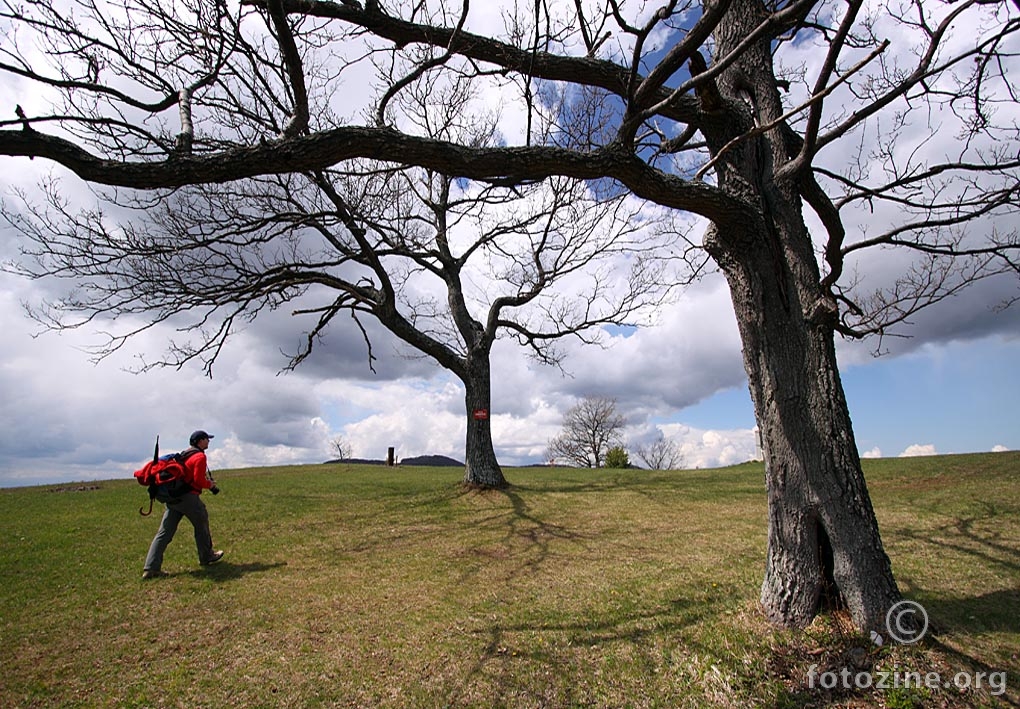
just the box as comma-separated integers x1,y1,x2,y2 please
182,448,214,494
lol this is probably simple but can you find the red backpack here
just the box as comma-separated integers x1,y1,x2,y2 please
134,437,201,515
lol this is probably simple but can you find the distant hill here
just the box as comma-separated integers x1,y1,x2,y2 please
402,455,463,467
324,454,464,467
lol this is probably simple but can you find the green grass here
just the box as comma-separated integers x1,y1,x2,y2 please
1,453,1017,708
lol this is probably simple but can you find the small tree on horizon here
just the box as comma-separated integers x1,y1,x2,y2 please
547,396,626,469
605,446,630,469
330,437,353,462
636,438,685,471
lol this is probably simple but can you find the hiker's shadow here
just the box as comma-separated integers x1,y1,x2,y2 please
187,560,287,582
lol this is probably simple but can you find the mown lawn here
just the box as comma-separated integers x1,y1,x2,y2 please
1,452,1017,707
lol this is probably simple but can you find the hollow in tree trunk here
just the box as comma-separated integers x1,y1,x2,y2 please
700,0,903,633
711,219,902,632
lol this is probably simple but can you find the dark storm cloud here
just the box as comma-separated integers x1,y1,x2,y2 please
890,274,1020,349
837,270,1020,365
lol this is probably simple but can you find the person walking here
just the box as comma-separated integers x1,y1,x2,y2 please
142,430,225,578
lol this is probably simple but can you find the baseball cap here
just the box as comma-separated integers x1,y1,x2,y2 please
189,430,215,445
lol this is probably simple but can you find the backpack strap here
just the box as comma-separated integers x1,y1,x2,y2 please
177,447,204,487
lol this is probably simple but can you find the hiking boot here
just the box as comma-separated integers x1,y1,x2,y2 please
142,569,169,579
203,550,225,565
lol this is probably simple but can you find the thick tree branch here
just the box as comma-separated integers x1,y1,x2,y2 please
266,0,311,136
0,127,749,224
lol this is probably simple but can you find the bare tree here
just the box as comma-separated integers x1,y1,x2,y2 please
636,437,684,471
0,20,683,489
330,436,352,461
2,0,1017,632
547,396,626,469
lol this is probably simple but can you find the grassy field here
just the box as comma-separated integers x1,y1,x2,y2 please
1,452,1017,708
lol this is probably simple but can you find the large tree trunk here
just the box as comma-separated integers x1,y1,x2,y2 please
714,222,901,631
701,0,903,634
460,353,508,489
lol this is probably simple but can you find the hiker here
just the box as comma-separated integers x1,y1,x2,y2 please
142,430,225,578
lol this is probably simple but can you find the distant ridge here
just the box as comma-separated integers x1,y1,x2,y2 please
324,454,464,467
402,455,464,467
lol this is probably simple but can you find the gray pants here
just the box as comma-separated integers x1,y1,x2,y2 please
143,493,215,571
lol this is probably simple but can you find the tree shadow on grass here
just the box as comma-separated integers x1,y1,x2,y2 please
759,604,1020,709
912,589,1020,701
921,587,1020,635
446,486,598,586
893,501,1020,577
501,487,592,552
187,560,288,582
446,595,711,707
925,633,1020,708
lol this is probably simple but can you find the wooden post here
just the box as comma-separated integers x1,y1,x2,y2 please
387,447,395,466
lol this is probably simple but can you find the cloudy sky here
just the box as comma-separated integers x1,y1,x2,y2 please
2,251,1016,488
1,1,1018,488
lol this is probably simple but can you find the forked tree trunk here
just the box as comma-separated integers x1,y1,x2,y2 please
460,353,507,489
711,218,902,631
738,258,898,629
703,0,903,634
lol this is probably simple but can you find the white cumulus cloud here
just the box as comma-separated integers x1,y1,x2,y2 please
899,444,937,458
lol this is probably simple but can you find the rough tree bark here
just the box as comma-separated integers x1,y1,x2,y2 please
712,217,900,629
702,0,901,630
461,352,505,488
